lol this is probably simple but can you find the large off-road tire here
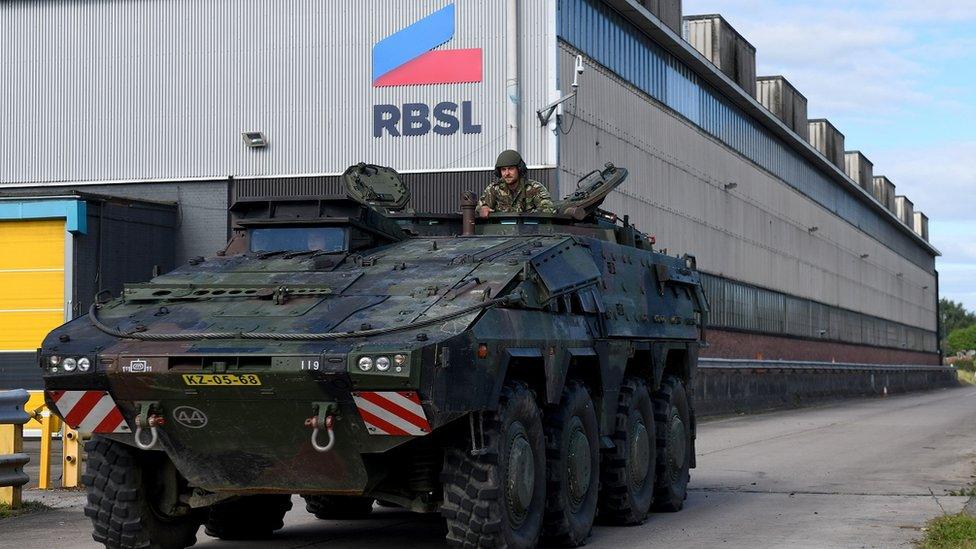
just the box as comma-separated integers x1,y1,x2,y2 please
82,437,204,549
542,380,600,546
302,495,374,519
652,375,692,512
440,381,546,548
597,376,656,525
204,494,292,540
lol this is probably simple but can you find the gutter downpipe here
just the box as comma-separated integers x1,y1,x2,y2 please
506,0,520,151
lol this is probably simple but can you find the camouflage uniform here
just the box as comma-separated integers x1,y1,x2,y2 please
477,178,556,214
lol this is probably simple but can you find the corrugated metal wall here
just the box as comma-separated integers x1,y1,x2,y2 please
702,274,936,352
557,0,934,272
556,44,937,333
232,168,556,214
0,0,556,183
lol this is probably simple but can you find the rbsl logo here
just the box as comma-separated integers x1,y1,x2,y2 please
371,3,483,138
173,406,208,429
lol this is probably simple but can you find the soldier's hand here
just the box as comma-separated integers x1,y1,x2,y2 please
479,206,493,218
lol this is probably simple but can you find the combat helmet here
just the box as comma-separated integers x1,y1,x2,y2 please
494,149,527,177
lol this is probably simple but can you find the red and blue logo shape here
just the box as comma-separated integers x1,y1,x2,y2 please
372,4,482,87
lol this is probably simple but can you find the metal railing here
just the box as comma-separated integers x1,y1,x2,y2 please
0,389,30,508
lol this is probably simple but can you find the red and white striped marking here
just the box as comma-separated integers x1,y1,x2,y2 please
352,391,430,436
46,390,130,434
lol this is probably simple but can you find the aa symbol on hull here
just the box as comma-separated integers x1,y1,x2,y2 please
173,406,208,429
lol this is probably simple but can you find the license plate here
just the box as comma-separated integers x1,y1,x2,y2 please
182,374,262,386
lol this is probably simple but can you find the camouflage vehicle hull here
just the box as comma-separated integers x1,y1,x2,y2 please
41,164,708,548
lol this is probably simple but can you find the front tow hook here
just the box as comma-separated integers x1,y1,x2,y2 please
134,401,165,450
305,401,339,453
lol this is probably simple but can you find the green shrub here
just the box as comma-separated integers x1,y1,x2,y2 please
947,325,976,355
953,359,975,372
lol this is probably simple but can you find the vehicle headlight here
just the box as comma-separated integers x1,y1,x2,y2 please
393,354,407,366
358,356,374,371
49,355,61,366
375,356,391,371
77,357,91,372
62,358,77,372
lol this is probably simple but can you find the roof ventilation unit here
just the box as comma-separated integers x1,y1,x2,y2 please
756,76,809,140
638,0,683,34
808,119,845,170
683,14,757,96
871,176,896,211
844,151,874,192
894,196,914,227
913,211,929,241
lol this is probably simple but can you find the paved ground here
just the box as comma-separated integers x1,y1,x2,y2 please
3,385,974,548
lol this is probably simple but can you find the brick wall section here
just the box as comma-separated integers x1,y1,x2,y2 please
703,329,941,365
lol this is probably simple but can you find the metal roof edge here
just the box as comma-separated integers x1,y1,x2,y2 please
601,0,940,257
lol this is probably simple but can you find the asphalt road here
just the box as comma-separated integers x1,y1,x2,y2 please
4,386,974,548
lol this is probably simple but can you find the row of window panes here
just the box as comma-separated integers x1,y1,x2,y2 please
701,274,936,352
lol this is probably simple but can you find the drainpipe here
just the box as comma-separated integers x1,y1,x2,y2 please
506,0,520,151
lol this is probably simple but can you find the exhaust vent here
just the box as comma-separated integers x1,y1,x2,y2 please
844,151,874,192
913,211,929,241
756,76,809,140
808,119,845,170
638,0,682,34
894,196,914,227
871,176,896,211
683,14,757,95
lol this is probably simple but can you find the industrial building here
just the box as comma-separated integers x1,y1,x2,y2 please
0,0,940,388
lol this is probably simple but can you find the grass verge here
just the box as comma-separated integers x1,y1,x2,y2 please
920,513,976,548
957,369,975,385
0,500,51,519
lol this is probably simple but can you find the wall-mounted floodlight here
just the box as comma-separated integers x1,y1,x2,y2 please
860,253,869,259
808,226,819,233
537,55,585,126
242,132,268,148
723,182,738,190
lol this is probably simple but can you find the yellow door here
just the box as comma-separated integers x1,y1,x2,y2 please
0,220,65,351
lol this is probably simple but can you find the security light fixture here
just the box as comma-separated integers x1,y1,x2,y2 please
537,55,584,125
860,253,869,259
808,226,819,233
723,182,738,190
242,131,268,148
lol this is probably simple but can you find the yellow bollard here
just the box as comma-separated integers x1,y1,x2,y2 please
0,422,24,508
38,410,53,490
62,425,81,488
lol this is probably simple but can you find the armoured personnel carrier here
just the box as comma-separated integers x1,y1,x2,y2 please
41,163,708,548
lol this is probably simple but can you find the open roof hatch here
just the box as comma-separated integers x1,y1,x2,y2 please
342,163,411,213
554,163,629,220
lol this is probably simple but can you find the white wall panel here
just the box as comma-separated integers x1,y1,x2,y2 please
0,0,556,184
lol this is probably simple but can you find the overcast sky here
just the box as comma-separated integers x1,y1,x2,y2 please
682,0,976,311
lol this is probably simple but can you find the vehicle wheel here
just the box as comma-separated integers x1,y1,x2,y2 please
440,381,546,548
204,494,292,540
542,380,599,546
302,495,374,519
82,436,204,549
597,376,656,525
652,375,692,512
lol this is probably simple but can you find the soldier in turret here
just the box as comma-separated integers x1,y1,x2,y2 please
477,149,556,217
